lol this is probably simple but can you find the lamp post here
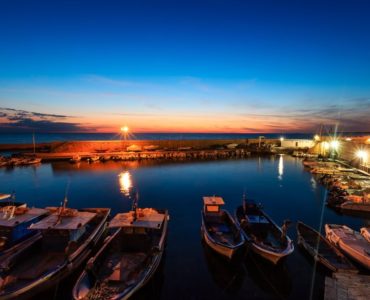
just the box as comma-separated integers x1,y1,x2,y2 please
120,126,129,151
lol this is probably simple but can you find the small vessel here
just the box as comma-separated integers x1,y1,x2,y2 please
0,193,26,208
297,222,357,273
235,198,294,264
70,155,81,163
72,207,169,300
201,196,245,260
0,198,110,299
360,227,370,243
88,155,100,163
22,157,42,165
0,206,49,263
325,224,370,270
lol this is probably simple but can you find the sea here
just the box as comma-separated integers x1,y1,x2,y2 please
1,155,368,300
0,132,369,144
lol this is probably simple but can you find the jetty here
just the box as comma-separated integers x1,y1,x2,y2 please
325,273,370,300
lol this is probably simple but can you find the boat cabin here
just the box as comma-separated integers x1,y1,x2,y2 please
108,208,166,253
0,206,48,249
29,208,97,251
203,196,225,215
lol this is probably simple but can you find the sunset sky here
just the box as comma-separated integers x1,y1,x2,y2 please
0,0,369,133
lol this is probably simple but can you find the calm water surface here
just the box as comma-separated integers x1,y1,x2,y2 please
0,156,368,300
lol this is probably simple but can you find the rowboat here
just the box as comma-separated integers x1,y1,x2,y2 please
235,199,294,264
0,199,110,299
0,206,49,264
296,222,357,272
201,196,245,260
325,224,370,270
360,227,370,243
72,207,169,300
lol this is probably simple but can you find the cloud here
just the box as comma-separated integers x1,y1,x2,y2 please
0,108,91,133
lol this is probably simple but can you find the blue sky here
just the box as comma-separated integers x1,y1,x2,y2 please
0,0,369,133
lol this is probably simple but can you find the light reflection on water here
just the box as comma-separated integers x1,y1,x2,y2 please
118,171,133,197
278,154,284,180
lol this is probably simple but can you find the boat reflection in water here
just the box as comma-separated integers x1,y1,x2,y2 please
244,252,292,299
118,171,133,197
202,241,245,295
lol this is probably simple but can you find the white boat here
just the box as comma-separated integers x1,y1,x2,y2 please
235,199,294,264
201,196,245,260
360,227,370,243
325,224,370,270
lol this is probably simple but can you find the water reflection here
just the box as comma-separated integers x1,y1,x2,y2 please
278,155,284,180
202,242,245,294
118,171,133,197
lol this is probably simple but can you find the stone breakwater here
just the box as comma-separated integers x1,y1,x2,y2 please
0,139,278,162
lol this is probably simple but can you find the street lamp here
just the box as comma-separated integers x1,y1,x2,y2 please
121,126,129,140
356,150,368,166
314,134,320,141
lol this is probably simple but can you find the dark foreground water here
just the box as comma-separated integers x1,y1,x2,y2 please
0,156,368,300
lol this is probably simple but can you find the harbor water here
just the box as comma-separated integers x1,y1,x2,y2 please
0,155,368,300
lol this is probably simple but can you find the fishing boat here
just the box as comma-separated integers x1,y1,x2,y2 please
201,196,245,260
325,224,370,270
0,193,26,208
296,222,357,273
72,207,169,300
360,227,370,243
235,198,294,264
0,206,49,264
0,198,110,299
70,155,81,163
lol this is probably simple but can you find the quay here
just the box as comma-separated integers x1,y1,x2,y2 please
325,273,370,300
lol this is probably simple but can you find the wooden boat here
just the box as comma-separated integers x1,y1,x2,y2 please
0,193,26,208
235,199,294,264
72,207,169,300
0,206,49,263
70,155,81,163
201,196,245,260
360,227,370,243
296,222,357,273
88,156,100,163
325,224,370,270
0,199,110,299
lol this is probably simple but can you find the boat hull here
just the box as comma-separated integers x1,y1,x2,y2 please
0,208,110,300
325,224,370,270
72,209,169,300
202,228,236,260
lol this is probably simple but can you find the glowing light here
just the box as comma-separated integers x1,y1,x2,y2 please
330,140,340,150
322,141,329,150
345,138,352,141
356,150,368,162
367,138,370,144
314,135,320,141
118,171,132,197
121,126,129,133
278,155,284,180
280,137,284,142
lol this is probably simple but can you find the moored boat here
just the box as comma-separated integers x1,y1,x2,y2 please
201,196,245,260
235,198,294,264
360,227,370,243
0,199,110,299
72,207,169,300
0,206,49,264
70,155,81,163
296,222,357,273
325,224,370,270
